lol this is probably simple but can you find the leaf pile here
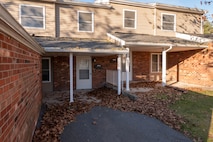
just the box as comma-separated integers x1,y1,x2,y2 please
33,84,192,142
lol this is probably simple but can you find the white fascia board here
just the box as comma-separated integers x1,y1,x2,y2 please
44,47,129,54
126,42,171,47
126,42,207,48
107,33,126,46
176,32,212,43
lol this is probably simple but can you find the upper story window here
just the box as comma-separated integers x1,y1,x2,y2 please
161,13,176,31
151,53,162,73
78,11,94,32
20,4,45,29
123,9,136,29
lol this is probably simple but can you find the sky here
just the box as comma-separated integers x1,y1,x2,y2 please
81,0,213,20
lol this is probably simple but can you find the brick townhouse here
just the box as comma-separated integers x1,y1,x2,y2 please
1,0,213,141
0,4,44,142
2,0,213,104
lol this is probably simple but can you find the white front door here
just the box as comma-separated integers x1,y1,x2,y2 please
76,56,92,89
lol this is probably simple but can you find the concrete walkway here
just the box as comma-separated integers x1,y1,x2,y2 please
60,106,192,142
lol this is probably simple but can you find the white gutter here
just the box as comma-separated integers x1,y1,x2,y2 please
107,33,126,46
175,32,212,43
44,47,129,54
162,45,173,87
126,42,208,48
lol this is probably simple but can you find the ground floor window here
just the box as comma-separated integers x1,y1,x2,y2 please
42,58,51,82
151,53,162,73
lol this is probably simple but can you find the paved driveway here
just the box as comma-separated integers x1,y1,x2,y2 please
60,106,192,142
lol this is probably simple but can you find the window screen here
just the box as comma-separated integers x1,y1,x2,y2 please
79,12,93,32
20,5,44,28
124,10,136,28
162,14,175,31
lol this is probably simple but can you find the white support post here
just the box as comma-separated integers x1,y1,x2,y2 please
162,50,167,87
69,53,74,102
117,55,121,95
126,53,130,91
162,45,172,87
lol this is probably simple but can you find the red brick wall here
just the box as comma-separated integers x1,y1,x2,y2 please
0,32,42,142
132,51,162,81
92,55,117,88
132,51,150,80
52,55,117,91
167,48,213,87
53,56,73,91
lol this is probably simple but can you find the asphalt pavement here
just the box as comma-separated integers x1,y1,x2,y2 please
60,106,192,142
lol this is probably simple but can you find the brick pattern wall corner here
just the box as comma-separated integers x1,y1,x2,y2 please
0,32,42,142
53,56,75,91
167,49,213,87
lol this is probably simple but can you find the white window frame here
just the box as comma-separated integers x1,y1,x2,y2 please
151,53,162,73
77,11,94,32
161,13,176,31
42,58,51,83
19,4,45,29
123,9,137,29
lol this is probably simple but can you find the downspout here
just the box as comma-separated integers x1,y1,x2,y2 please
162,45,173,87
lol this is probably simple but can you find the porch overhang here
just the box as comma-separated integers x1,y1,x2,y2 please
43,47,129,54
35,36,129,55
126,42,208,52
107,32,210,52
107,32,211,87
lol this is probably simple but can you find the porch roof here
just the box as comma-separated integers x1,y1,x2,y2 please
34,36,128,55
108,32,209,52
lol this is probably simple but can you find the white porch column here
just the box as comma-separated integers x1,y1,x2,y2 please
162,50,167,87
162,45,173,87
125,53,130,91
69,53,74,102
117,55,121,95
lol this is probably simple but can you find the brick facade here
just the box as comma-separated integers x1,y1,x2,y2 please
167,47,213,87
131,49,213,87
52,55,117,91
132,51,162,81
53,56,72,91
0,32,42,142
92,55,117,88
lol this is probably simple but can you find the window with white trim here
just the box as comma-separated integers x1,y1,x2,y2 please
151,53,162,72
123,9,136,29
20,4,45,29
78,11,94,32
42,58,51,82
161,13,176,31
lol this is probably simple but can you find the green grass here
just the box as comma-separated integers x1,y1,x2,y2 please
170,90,213,141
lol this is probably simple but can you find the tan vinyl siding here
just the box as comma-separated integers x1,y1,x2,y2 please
156,9,202,36
3,0,55,37
110,3,154,35
59,5,111,39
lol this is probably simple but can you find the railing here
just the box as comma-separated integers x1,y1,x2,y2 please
106,70,118,86
106,70,130,86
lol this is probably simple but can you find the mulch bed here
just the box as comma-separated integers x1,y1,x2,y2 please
33,85,194,142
